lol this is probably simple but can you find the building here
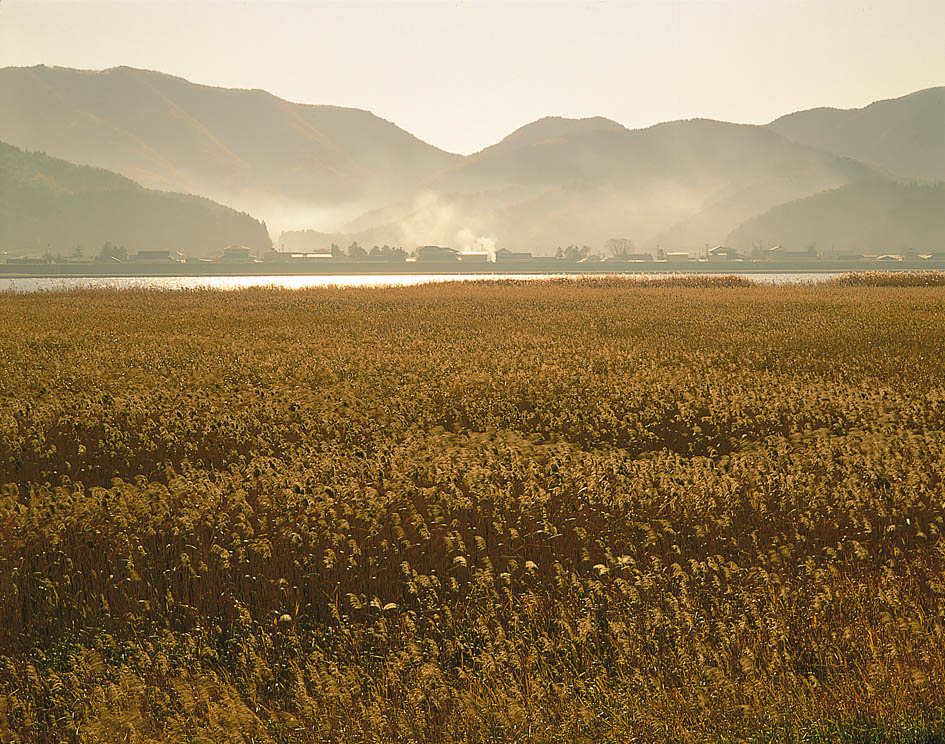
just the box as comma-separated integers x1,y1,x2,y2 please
763,245,815,260
366,251,407,262
133,250,184,262
495,249,534,261
605,253,653,262
707,246,745,261
287,252,334,262
458,251,491,264
664,252,692,262
219,245,255,262
416,245,459,261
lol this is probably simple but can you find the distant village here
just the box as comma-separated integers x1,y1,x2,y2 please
2,239,942,269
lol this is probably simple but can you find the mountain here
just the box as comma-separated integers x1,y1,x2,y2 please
0,65,460,220
726,180,945,255
2,65,937,254
0,141,271,258
468,116,629,158
767,87,945,182
329,118,879,252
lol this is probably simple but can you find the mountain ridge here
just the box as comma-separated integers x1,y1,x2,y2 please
2,65,942,254
0,64,461,219
726,180,945,255
363,117,883,252
0,140,271,258
767,86,945,182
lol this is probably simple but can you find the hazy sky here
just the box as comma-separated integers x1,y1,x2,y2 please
2,0,943,154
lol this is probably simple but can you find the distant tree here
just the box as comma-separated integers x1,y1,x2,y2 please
565,245,589,261
555,247,565,260
99,241,127,261
368,244,404,260
347,241,367,260
72,242,83,258
606,238,634,257
330,243,343,258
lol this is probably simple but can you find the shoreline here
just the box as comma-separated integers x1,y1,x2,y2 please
2,259,943,278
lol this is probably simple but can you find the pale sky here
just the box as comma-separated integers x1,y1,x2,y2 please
1,0,943,155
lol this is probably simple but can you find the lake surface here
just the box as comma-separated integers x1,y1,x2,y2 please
0,272,840,293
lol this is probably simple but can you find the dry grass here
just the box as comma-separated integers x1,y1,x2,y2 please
828,271,945,287
0,279,944,743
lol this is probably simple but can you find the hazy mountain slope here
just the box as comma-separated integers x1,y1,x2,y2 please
0,65,460,215
2,65,933,252
468,116,629,157
444,117,873,192
339,118,879,252
652,157,881,250
767,87,945,182
726,180,945,254
0,141,271,258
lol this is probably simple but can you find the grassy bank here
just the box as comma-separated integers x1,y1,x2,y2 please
1,279,944,742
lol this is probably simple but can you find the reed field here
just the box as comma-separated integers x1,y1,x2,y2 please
2,275,945,743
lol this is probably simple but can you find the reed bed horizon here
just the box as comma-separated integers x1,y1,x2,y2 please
1,280,944,743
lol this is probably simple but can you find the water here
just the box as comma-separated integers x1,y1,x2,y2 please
0,272,839,293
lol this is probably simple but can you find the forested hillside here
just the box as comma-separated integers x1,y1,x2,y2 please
0,142,271,258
